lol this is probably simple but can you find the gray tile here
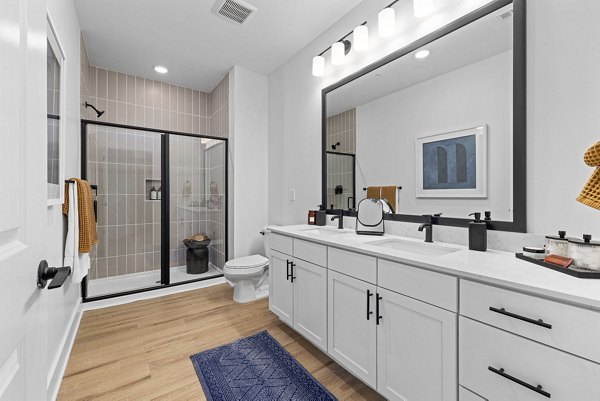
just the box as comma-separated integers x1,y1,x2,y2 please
117,195,127,225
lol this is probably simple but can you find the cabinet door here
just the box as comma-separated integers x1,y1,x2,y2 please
328,270,377,388
377,287,457,401
293,259,327,351
269,250,294,325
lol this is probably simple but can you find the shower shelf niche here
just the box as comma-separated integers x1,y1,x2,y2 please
145,178,162,201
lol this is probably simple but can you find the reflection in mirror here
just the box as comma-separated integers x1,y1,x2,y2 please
326,3,514,221
326,108,356,210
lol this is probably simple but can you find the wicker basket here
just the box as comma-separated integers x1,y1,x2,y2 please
577,141,600,210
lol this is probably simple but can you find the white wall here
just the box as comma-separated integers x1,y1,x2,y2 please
268,0,600,239
46,0,82,397
229,66,269,257
356,51,512,220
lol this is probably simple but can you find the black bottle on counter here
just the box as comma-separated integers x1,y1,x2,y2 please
468,212,488,251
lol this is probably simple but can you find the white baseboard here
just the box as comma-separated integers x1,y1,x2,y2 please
47,299,83,401
83,276,227,311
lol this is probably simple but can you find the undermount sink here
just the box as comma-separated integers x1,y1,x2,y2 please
300,227,351,237
366,238,459,257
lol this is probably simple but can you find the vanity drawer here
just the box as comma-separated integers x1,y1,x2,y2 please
459,386,486,401
378,259,457,312
328,247,376,284
270,233,293,255
460,317,600,401
460,280,600,363
293,239,327,267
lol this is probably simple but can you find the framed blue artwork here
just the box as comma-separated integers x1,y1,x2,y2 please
415,126,487,198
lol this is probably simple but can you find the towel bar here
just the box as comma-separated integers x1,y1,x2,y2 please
65,180,98,222
362,186,402,191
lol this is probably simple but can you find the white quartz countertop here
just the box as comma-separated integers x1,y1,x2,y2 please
267,224,600,311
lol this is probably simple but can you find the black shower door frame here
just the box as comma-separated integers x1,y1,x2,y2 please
80,119,228,302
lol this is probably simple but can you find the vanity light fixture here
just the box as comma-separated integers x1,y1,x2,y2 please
153,65,168,74
415,49,430,59
353,23,369,52
414,0,436,18
312,55,325,77
378,0,399,38
331,41,346,65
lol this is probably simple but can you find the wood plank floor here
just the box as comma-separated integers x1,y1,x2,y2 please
58,284,384,401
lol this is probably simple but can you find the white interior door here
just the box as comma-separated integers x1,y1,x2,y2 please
0,0,49,399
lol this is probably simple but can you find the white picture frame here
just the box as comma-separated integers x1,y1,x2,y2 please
415,125,487,198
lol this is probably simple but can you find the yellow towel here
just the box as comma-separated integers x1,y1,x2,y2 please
63,179,98,253
366,186,397,213
380,186,397,213
366,186,380,199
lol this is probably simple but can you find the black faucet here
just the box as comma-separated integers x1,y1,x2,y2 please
418,213,441,243
331,209,344,229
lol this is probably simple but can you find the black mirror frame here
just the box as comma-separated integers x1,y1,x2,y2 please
321,0,526,232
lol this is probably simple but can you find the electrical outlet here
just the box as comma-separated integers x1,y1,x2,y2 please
290,188,296,201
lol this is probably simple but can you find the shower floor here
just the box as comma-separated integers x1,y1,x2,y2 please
87,265,222,298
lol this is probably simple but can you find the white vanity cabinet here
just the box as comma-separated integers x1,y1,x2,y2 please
268,237,328,351
327,270,378,388
377,287,457,401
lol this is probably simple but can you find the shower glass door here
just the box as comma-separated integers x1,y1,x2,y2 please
85,124,164,298
168,135,227,284
82,121,228,300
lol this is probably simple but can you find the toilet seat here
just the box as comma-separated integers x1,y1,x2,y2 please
223,255,268,275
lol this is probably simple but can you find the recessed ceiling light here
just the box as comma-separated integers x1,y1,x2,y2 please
154,65,168,74
415,50,430,59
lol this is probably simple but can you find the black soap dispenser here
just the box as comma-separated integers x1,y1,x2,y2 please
468,212,487,252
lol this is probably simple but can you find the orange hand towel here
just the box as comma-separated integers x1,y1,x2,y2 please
63,179,98,253
380,186,397,213
366,186,380,199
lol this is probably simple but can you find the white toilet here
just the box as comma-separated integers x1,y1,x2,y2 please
223,228,270,303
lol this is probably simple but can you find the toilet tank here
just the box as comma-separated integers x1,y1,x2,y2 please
262,226,271,258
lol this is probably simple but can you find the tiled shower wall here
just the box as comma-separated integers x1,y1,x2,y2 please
87,126,162,279
326,108,356,154
327,109,356,209
80,37,229,279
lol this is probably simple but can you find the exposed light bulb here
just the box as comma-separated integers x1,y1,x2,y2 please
312,55,325,77
414,0,435,18
153,65,168,74
378,7,396,38
353,25,369,52
415,49,430,59
331,41,345,66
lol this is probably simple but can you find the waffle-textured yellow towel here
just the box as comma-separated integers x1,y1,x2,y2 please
63,179,98,253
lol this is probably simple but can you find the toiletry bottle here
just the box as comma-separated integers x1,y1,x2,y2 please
468,212,487,251
150,186,157,200
157,186,162,200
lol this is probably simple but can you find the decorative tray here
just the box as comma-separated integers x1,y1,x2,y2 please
515,253,600,279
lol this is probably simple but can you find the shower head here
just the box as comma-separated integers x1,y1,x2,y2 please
84,101,105,118
331,142,341,150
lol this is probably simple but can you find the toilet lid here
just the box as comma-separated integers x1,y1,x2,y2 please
225,255,268,269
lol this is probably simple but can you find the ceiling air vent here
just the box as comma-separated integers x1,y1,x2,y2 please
498,9,513,20
214,0,257,25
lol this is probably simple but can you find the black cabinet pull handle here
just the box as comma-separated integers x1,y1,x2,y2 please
291,263,296,283
376,293,383,325
489,306,552,329
286,260,291,281
488,366,551,398
366,290,374,320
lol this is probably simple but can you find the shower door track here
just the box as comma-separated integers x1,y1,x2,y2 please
79,119,228,303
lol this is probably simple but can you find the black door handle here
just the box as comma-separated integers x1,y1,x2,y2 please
489,306,552,329
291,263,296,283
366,289,374,320
376,293,383,325
488,366,551,398
37,260,71,289
286,260,291,281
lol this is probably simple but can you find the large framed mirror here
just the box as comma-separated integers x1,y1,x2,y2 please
322,0,526,232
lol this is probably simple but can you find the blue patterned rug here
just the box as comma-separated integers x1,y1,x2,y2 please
190,331,337,401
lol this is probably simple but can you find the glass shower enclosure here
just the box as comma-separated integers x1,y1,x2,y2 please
83,121,227,300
